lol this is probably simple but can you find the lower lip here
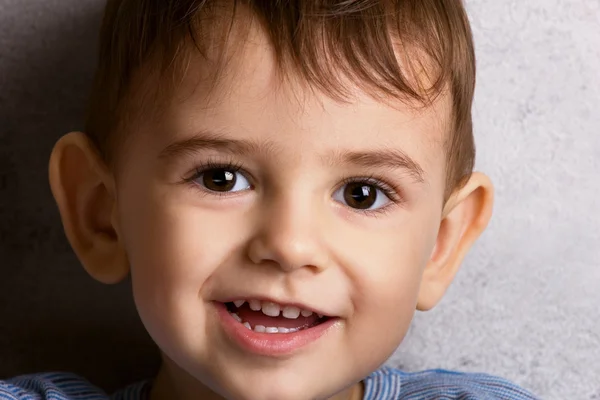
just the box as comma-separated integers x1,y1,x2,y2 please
214,302,338,357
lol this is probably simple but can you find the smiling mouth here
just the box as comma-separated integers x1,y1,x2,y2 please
224,300,331,333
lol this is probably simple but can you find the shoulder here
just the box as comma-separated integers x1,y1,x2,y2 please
0,372,108,399
364,367,539,400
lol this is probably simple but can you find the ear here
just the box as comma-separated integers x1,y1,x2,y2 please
416,172,494,311
48,132,129,284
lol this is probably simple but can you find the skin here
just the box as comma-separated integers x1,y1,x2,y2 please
48,19,493,400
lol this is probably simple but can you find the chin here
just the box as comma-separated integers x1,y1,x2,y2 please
223,386,322,400
214,371,337,400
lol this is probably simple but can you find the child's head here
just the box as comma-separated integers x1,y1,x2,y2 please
49,1,493,399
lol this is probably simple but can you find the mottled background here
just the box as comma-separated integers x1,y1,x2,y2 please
0,1,598,399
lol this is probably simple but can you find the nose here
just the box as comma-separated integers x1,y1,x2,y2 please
247,192,329,273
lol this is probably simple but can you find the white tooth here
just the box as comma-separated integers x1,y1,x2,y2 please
230,312,242,323
243,322,252,330
288,327,299,333
254,325,266,333
300,309,313,317
282,306,300,319
318,314,324,319
265,327,279,333
278,327,290,333
261,302,281,317
249,299,262,311
233,300,245,308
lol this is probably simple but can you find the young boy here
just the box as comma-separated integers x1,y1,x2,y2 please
1,1,538,399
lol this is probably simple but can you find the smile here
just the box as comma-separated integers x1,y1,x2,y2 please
225,299,328,333
215,299,339,356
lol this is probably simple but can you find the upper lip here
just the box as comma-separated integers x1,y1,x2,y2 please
216,295,335,317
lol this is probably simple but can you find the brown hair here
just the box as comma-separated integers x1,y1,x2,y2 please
86,0,476,199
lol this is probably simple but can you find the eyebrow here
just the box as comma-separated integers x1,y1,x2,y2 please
328,149,425,183
159,130,425,182
159,130,269,160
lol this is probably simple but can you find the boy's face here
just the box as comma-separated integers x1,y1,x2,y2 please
110,36,451,399
111,44,451,399
106,31,450,400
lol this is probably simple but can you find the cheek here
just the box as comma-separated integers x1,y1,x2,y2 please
116,183,234,344
342,216,437,361
349,217,435,307
122,200,208,292
354,245,423,331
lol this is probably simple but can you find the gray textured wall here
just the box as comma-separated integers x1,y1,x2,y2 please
0,1,598,399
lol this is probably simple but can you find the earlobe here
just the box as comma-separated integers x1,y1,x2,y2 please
48,132,129,284
416,172,494,311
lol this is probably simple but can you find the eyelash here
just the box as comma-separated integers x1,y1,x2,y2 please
182,160,404,214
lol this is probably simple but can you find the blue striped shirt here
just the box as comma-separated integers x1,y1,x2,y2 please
0,368,538,399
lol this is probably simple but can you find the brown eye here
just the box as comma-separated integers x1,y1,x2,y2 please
333,180,392,211
197,168,250,193
344,182,376,209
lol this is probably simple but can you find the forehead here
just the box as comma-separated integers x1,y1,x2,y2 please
133,18,450,187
